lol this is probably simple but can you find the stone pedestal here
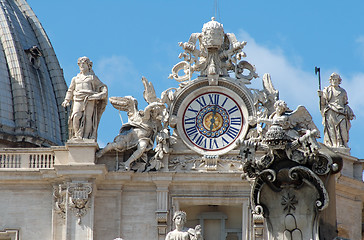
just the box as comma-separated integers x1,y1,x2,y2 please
53,140,98,165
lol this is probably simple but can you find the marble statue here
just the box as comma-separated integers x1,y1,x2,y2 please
96,97,164,170
165,211,203,240
251,73,279,119
62,56,107,140
318,73,355,148
249,100,320,147
96,77,173,171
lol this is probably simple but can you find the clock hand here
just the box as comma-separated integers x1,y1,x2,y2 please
209,105,218,132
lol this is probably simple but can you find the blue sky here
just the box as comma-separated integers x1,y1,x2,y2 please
27,0,364,159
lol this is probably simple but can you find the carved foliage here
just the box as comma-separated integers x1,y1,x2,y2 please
169,155,243,172
53,184,67,219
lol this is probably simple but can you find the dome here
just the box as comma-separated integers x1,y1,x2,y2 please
0,0,68,147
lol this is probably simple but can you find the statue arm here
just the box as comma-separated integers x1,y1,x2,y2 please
143,102,164,120
257,117,273,125
318,87,328,114
89,75,108,100
62,77,76,107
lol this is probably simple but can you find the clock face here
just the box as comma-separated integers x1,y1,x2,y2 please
177,86,249,155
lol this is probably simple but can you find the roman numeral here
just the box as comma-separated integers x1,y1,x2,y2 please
228,106,239,115
186,126,197,136
187,106,198,114
209,139,219,149
226,126,240,139
231,117,242,125
221,97,228,107
195,135,206,148
222,137,230,146
195,96,207,108
208,94,220,105
184,116,196,125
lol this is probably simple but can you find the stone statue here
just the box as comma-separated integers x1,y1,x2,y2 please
62,56,107,140
250,100,319,144
318,73,355,148
96,77,175,171
251,73,279,119
96,97,164,170
165,211,203,240
169,17,258,84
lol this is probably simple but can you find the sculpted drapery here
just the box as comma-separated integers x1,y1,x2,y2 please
62,57,107,140
319,73,354,148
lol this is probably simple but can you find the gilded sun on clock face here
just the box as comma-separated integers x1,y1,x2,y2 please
178,86,248,155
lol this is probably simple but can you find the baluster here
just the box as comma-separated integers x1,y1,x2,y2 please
10,155,13,168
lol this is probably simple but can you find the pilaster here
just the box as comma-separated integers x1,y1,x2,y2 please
152,174,172,240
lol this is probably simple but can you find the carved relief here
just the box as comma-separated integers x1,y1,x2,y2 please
169,155,242,172
67,182,93,224
53,184,67,219
169,17,258,83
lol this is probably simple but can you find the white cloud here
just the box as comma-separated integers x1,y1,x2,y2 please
341,73,364,118
237,30,319,112
94,55,139,90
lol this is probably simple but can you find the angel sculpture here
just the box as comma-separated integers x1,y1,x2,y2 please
251,73,279,119
96,77,175,171
241,100,321,177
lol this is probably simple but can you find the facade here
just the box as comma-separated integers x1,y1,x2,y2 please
0,2,363,240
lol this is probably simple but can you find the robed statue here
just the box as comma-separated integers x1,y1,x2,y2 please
62,56,108,140
318,72,355,148
165,211,203,240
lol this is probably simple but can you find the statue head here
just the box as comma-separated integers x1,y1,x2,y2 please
274,100,288,115
173,211,187,226
201,17,225,49
329,72,342,86
77,56,93,73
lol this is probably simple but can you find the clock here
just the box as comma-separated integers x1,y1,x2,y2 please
175,82,252,155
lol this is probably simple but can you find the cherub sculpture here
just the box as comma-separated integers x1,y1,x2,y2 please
165,211,203,240
96,77,175,171
241,100,321,178
251,100,319,143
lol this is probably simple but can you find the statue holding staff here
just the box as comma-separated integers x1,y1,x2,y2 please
318,72,355,148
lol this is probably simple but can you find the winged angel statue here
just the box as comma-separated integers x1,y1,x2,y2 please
240,99,323,178
96,77,176,171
